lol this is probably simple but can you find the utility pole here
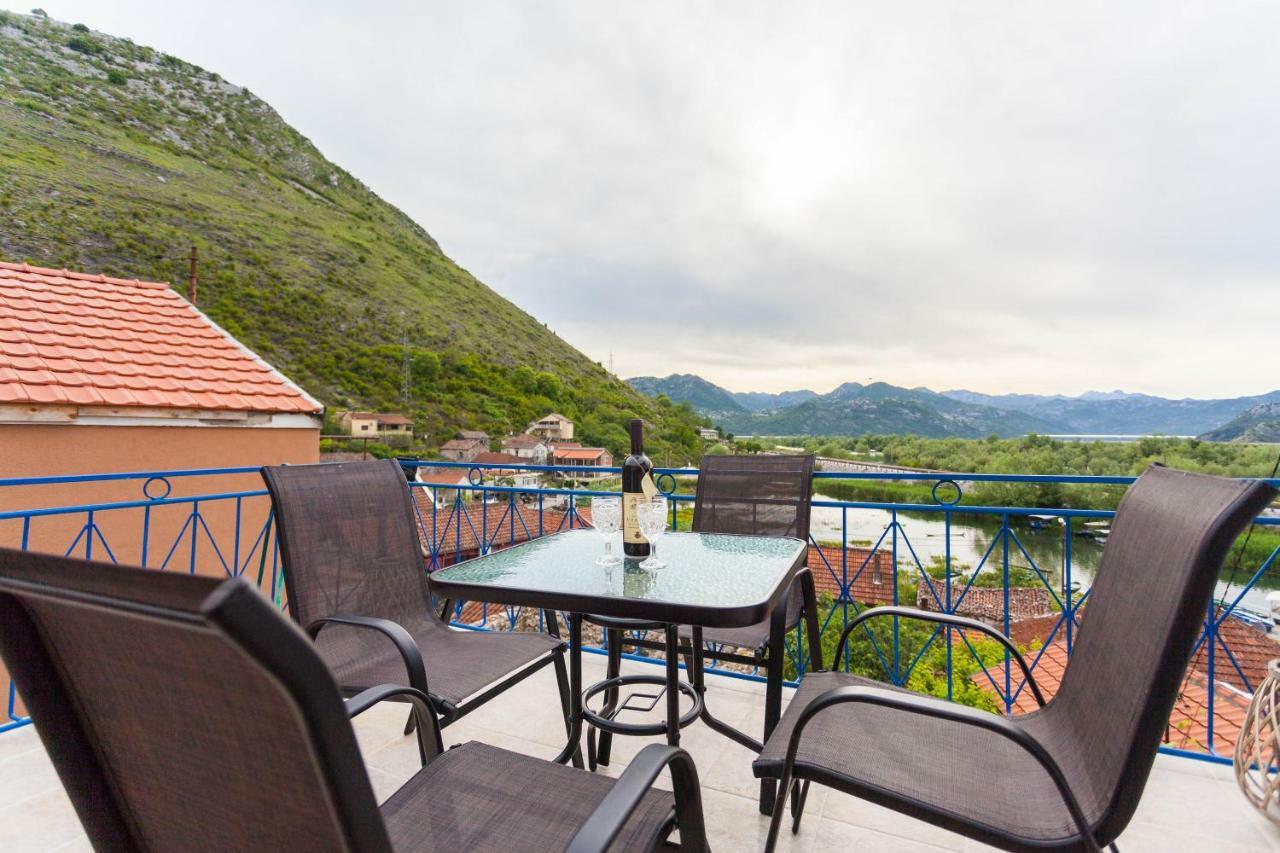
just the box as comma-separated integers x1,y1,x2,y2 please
400,322,412,410
186,246,198,304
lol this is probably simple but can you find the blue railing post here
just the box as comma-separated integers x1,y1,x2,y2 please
1002,513,1012,714
891,508,900,685
945,507,953,702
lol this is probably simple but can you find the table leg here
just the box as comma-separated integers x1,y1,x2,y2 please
553,613,584,765
691,625,766,754
664,623,680,747
545,610,583,769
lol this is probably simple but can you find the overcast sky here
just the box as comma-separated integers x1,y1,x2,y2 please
19,2,1280,397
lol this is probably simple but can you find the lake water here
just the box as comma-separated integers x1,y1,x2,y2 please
810,490,1273,614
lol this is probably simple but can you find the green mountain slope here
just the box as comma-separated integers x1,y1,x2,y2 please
0,13,708,462
1200,404,1280,443
627,374,747,414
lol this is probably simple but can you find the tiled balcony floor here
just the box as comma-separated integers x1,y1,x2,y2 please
2,653,1278,852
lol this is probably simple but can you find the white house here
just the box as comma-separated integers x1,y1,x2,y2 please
527,412,574,441
500,433,550,464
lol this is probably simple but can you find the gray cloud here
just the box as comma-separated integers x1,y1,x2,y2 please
36,1,1280,396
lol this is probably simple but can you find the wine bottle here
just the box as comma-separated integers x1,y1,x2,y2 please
622,418,653,558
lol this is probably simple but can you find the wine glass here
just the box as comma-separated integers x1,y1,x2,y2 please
590,496,622,566
637,495,669,569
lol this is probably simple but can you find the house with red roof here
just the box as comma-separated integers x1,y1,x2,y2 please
551,446,613,480
0,261,323,562
971,611,1277,756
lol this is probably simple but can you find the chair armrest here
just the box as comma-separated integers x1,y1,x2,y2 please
769,685,1100,853
344,683,442,765
832,605,1046,707
565,744,708,853
306,615,431,697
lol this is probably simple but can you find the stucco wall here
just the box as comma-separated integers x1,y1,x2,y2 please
0,422,319,720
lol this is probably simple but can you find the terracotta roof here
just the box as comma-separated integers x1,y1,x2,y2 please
975,634,1254,756
472,452,525,467
375,414,413,426
344,411,376,419
0,262,320,414
414,469,471,487
440,439,482,451
457,430,489,440
410,490,591,559
555,448,611,461
1187,610,1280,692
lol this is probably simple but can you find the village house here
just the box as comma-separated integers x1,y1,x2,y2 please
0,261,324,562
527,412,573,441
438,431,488,462
338,410,413,438
697,427,720,441
472,451,542,490
550,445,614,480
412,466,472,508
500,432,550,464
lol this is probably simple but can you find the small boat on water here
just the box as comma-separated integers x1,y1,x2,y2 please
1076,521,1110,544
1026,514,1063,531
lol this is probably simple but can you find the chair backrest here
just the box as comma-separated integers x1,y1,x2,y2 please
0,548,391,852
692,453,815,541
1047,465,1275,839
261,460,433,631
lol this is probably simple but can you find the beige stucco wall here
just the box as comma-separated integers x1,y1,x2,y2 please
0,422,319,720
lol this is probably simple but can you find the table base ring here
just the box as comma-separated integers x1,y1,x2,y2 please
582,674,703,737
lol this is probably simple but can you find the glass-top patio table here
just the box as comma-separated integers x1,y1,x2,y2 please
428,528,814,765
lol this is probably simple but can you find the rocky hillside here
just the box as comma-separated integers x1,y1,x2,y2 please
0,13,708,461
1200,404,1280,443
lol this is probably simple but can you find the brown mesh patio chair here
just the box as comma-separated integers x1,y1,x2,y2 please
261,460,575,756
753,465,1277,852
594,454,822,813
0,548,709,852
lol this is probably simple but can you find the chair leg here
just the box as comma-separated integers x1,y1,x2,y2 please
759,621,786,815
790,780,810,834
552,648,584,769
595,627,624,767
403,709,416,735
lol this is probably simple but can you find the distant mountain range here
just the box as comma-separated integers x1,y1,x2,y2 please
626,374,820,415
626,374,1280,441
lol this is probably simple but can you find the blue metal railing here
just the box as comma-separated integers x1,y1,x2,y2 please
0,460,1276,764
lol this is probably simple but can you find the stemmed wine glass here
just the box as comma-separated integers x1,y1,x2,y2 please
590,496,622,566
637,495,669,569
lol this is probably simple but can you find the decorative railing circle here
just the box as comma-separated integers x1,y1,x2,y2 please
467,466,484,487
931,479,962,506
142,476,172,501
655,473,678,496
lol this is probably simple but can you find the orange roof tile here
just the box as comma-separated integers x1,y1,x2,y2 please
555,447,612,461
410,489,591,559
0,262,321,415
976,634,1255,756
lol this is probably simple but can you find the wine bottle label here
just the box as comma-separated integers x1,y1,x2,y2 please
640,472,659,499
623,493,647,545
